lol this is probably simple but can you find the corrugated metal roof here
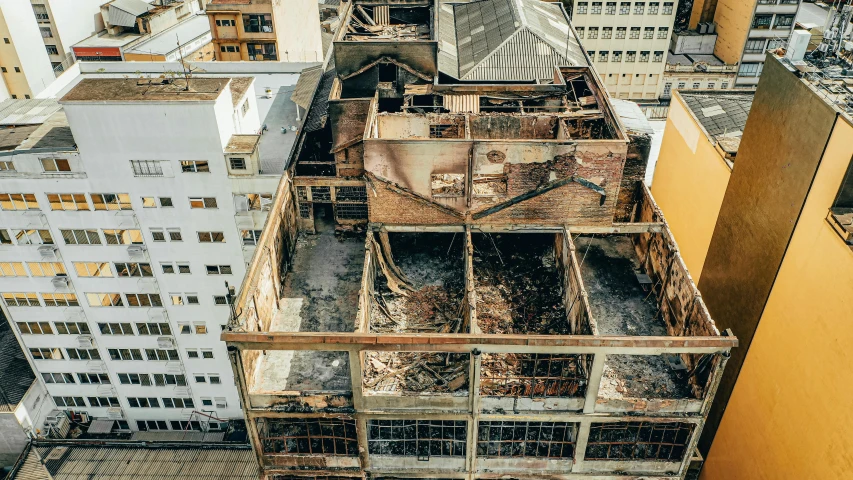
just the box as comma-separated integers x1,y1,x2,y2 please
0,99,62,125
125,15,211,56
131,431,226,442
108,0,152,27
86,420,115,434
0,319,36,412
438,0,587,81
291,65,324,110
11,444,258,480
610,99,654,135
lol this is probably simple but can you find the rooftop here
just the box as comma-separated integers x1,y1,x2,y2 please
0,99,63,125
124,14,211,56
667,53,726,67
0,111,75,153
0,318,35,413
228,77,254,107
74,30,143,49
679,91,754,154
9,443,258,480
225,134,260,154
60,78,234,103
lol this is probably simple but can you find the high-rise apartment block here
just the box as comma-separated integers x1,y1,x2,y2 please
221,1,737,479
0,0,105,100
0,74,282,433
206,0,323,62
570,0,679,100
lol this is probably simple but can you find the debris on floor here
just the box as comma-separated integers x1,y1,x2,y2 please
480,353,589,397
364,352,469,394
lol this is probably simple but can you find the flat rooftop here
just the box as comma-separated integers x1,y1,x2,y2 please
73,31,143,49
124,15,211,56
0,111,75,153
60,78,235,103
225,134,260,154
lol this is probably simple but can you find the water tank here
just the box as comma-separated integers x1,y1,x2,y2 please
786,30,812,63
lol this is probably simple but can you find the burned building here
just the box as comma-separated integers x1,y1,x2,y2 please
222,1,737,479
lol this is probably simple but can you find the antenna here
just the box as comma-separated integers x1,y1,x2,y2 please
176,34,191,90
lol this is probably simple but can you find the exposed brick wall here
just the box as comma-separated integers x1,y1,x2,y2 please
615,134,651,222
368,175,464,225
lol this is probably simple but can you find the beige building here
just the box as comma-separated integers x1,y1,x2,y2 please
570,0,679,100
206,0,323,62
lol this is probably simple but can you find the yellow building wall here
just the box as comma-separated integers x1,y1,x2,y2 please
0,8,31,99
651,94,732,280
701,118,853,480
713,0,756,64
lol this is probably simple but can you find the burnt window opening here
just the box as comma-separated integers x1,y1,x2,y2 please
311,186,331,202
335,186,367,202
479,354,590,397
472,174,508,197
431,174,465,198
429,123,461,138
584,422,694,461
476,421,577,459
258,418,358,456
299,203,311,219
378,63,398,83
336,203,368,220
368,420,467,457
296,186,308,202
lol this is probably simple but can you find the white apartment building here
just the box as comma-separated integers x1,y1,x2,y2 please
0,0,106,100
0,76,283,434
570,0,678,100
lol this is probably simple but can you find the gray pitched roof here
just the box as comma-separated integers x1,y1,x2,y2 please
0,318,36,412
439,0,587,81
680,92,754,140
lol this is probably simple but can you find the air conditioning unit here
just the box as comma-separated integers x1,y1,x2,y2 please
38,245,57,259
44,410,70,439
51,276,70,289
173,386,191,396
127,245,146,256
157,336,175,349
106,407,124,419
77,335,93,348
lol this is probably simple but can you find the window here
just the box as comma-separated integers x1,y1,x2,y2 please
125,293,163,307
662,1,673,14
658,27,669,39
739,63,761,77
708,82,715,89
0,161,14,171
721,82,729,89
128,397,160,408
216,18,235,26
177,263,191,274
153,374,186,386
678,82,686,89
17,322,53,334
616,27,626,39
247,42,277,61
591,2,602,14
45,44,58,55
61,229,100,245
159,197,173,207
66,348,101,360
118,373,152,385
54,322,90,335
198,231,226,243
13,67,19,73
169,229,184,242
138,420,169,431
576,2,588,13
178,322,191,333
206,265,232,275
644,27,655,39
745,39,766,54
619,1,630,14
241,100,250,115
13,229,54,245
142,197,156,208
634,2,645,14
108,348,143,361
114,262,153,277
587,27,599,39
477,421,576,459
213,295,232,306
194,324,207,334
103,229,143,245
43,372,75,384
0,230,9,244
576,27,584,39
209,374,221,384
171,293,199,306
86,292,123,307
774,15,794,28
368,420,467,457
42,294,78,307
4,293,40,307
653,51,664,62
639,51,650,62
20,258,58,272
74,262,112,277
162,398,194,409
145,349,179,361
201,349,214,359
605,2,616,14
186,349,200,359
241,230,262,246
40,27,52,38
98,323,134,335
180,161,209,173
32,4,49,20
0,262,26,277
47,193,89,211
752,15,772,29
245,193,272,211
214,397,227,409
91,193,132,210
130,160,163,177
612,51,622,62
0,193,39,210
194,374,206,383
87,397,119,407
230,158,246,170
242,13,273,32
31,348,62,360
78,373,110,384
54,397,86,408
692,82,701,89
136,323,171,336
626,51,636,62
150,229,166,242
630,27,640,39
221,45,240,53
649,1,659,13
602,27,612,39
189,197,217,209
161,263,175,274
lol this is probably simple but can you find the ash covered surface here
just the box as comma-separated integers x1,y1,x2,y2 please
473,233,568,335
364,352,469,395
575,235,691,399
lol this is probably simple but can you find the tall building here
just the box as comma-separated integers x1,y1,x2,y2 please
688,0,801,89
569,0,680,101
651,51,853,478
0,0,105,100
0,74,284,433
221,1,737,479
206,0,323,62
